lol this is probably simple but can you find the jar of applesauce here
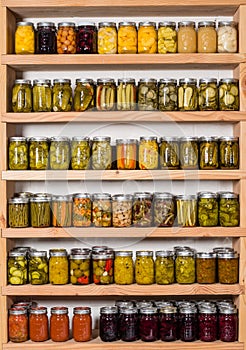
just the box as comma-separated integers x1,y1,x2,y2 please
197,21,217,53
178,21,197,53
118,22,137,54
15,22,35,54
138,22,157,53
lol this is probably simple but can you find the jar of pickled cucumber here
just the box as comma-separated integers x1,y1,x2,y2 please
70,253,91,285
15,22,35,54
219,78,239,111
76,22,97,54
218,251,239,284
139,136,158,169
217,21,238,53
74,79,95,112
98,22,117,54
49,249,69,285
197,21,217,53
29,251,49,285
36,22,57,54
8,197,29,228
155,250,175,285
29,136,49,170
112,194,133,227
117,78,136,111
118,22,137,54
176,194,197,227
132,192,152,227
114,251,134,285
153,192,176,227
196,252,216,284
30,195,51,228
175,249,195,284
158,22,177,54
178,78,198,111
179,136,199,169
138,79,158,111
33,79,52,112
198,192,218,227
12,79,32,113
219,136,239,169
92,193,112,227
49,136,70,170
57,22,76,54
135,251,154,285
71,136,90,170
91,136,112,170
52,195,72,227
199,136,219,170
52,79,72,112
92,252,114,284
116,138,137,170
159,137,179,169
178,21,197,53
96,79,116,111
8,251,28,285
198,78,218,111
219,192,239,227
138,22,157,54
158,79,178,111
8,136,28,170
72,193,91,227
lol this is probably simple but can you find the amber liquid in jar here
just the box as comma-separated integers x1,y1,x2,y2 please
50,307,69,342
178,21,197,53
197,21,217,53
29,307,49,342
73,307,92,342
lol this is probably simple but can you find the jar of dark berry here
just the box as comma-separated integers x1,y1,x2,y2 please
119,307,139,341
219,306,238,342
36,22,57,54
159,306,178,341
139,307,159,342
179,306,198,342
100,306,118,342
198,306,218,342
76,22,97,54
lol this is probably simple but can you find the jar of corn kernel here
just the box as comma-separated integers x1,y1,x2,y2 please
57,22,76,54
15,22,35,54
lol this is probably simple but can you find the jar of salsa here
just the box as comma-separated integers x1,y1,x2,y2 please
159,306,178,341
29,307,49,342
116,139,137,169
76,22,97,54
73,307,92,342
119,307,139,341
139,307,159,342
219,306,238,342
196,252,216,284
8,307,28,342
100,306,118,342
50,307,69,342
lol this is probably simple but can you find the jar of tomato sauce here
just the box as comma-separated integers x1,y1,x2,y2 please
50,307,69,342
8,307,28,342
29,307,49,342
73,307,92,342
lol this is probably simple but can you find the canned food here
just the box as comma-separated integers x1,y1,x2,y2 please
132,192,152,227
33,79,52,112
8,252,28,285
92,252,114,284
155,250,175,285
219,136,239,169
49,249,69,285
219,78,239,111
159,137,179,169
29,136,49,170
96,78,116,111
71,136,90,170
138,79,158,111
176,194,197,227
196,252,216,284
219,192,239,227
175,250,195,284
135,251,154,285
179,136,199,169
158,79,178,111
52,195,72,227
114,251,134,285
92,193,112,227
118,22,137,54
29,251,49,285
117,78,136,111
36,22,56,54
197,21,217,53
52,79,72,112
57,22,76,54
74,79,95,112
138,22,157,54
158,22,177,53
70,253,91,285
112,194,133,227
12,79,32,113
8,136,28,170
153,192,176,227
15,22,35,54
76,22,97,54
49,136,70,170
73,193,91,227
139,136,158,169
217,252,239,284
217,21,238,53
198,78,218,111
30,196,51,228
8,197,29,228
98,22,117,54
91,136,112,170
177,21,197,53
198,192,218,227
116,138,137,170
178,78,198,111
199,136,219,170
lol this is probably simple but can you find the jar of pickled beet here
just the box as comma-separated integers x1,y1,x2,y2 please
57,22,76,54
76,22,97,54
159,306,178,341
92,193,112,227
92,252,114,284
219,307,238,342
50,307,69,342
72,193,91,227
73,307,92,342
178,21,197,53
36,22,56,54
117,79,137,111
138,22,157,54
49,136,70,170
119,307,139,341
92,136,112,169
153,192,176,227
29,307,49,342
179,306,198,341
175,249,195,284
217,251,239,284
196,252,216,284
219,136,239,169
15,22,35,54
8,307,28,342
198,306,217,342
74,79,95,112
96,79,116,111
116,139,137,169
135,251,154,285
12,79,32,113
115,300,135,309
139,136,158,169
219,192,239,227
114,251,134,285
139,307,159,342
100,306,118,342
132,192,152,227
98,22,117,54
198,192,218,227
29,136,49,170
155,250,175,285
118,22,137,54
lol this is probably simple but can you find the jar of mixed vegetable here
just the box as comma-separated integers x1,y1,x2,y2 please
74,79,95,112
114,251,134,285
158,79,178,111
92,251,114,284
70,253,91,285
29,136,49,170
52,79,73,112
175,249,195,284
117,78,136,111
36,22,57,54
29,307,49,342
15,22,35,54
52,195,72,227
12,79,32,113
196,252,216,284
135,251,154,285
73,307,92,342
118,22,137,54
139,136,158,169
198,191,218,227
29,251,49,285
138,79,158,111
30,195,51,228
179,136,199,169
198,78,218,111
159,306,178,341
33,79,52,112
49,249,69,285
139,307,159,342
91,136,112,170
219,192,239,227
155,250,175,285
100,307,118,342
98,22,117,54
178,78,198,111
217,251,239,284
219,136,239,169
132,192,152,227
158,22,177,54
8,251,28,285
92,193,112,227
153,192,176,227
72,193,91,227
116,138,137,170
199,136,219,169
50,307,69,342
159,137,179,169
219,78,239,111
76,22,97,54
49,136,70,170
8,197,29,228
176,194,197,227
112,194,133,227
8,308,28,342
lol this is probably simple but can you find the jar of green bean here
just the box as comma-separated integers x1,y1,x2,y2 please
8,197,29,228
30,195,51,228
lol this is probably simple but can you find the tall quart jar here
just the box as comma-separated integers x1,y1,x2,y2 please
198,78,218,111
8,308,28,342
49,249,69,285
52,195,72,227
117,78,136,111
76,22,97,54
33,79,52,112
176,194,197,227
116,138,137,170
177,21,197,53
73,307,92,342
8,251,28,285
159,137,179,169
217,251,239,284
8,197,29,228
92,251,114,284
96,79,116,111
91,136,112,169
138,22,157,53
92,193,112,227
153,192,176,227
158,22,177,53
219,192,239,227
52,79,72,112
217,21,238,53
30,195,51,228
159,306,178,341
198,306,217,342
135,251,154,285
179,136,199,169
114,251,134,285
70,252,91,285
197,21,217,53
15,22,35,54
49,136,70,170
179,306,198,341
219,136,239,169
139,136,159,169
158,79,178,111
36,22,57,54
198,192,218,227
100,307,118,342
50,307,69,342
178,78,198,111
57,22,76,54
139,307,159,342
118,307,139,341
71,136,91,170
219,306,238,342
12,79,32,113
112,194,133,227
8,136,28,170
29,307,49,342
155,250,175,285
29,251,49,285
118,22,137,54
199,136,219,170
29,136,49,170
132,192,152,227
138,79,158,111
196,252,216,284
219,78,239,111
175,249,195,283
74,79,95,112
72,193,91,227
98,22,117,54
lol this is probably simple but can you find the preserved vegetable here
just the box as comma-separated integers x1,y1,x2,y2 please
52,195,72,227
92,193,112,227
218,252,239,284
71,137,90,170
8,197,29,228
138,79,158,111
198,78,218,111
12,79,32,113
217,21,238,53
198,192,218,227
178,78,198,111
49,249,69,285
139,136,158,169
135,251,154,285
29,136,49,170
158,22,177,54
139,307,159,342
96,79,116,111
219,136,239,169
219,78,239,111
219,307,238,342
138,22,157,54
57,22,76,54
52,79,72,112
116,138,137,170
92,252,114,284
133,192,152,227
112,194,132,227
153,192,176,227
114,251,134,285
178,21,197,53
70,253,91,285
9,136,28,170
8,252,27,285
196,252,216,284
98,22,117,54
175,250,195,284
155,250,175,285
92,136,112,170
118,307,138,341
33,79,52,112
29,251,49,285
117,79,136,111
198,306,217,342
180,137,198,169
219,192,239,227
73,193,91,227
158,79,178,111
15,22,35,54
179,306,198,341
30,196,51,228
197,22,217,53
159,137,179,169
76,22,97,54
199,136,219,169
74,79,95,112
118,22,137,54
176,194,197,227
159,306,178,341
49,136,70,170
50,307,69,342
8,308,28,342
73,307,92,342
100,307,118,342
36,22,56,54
29,307,49,342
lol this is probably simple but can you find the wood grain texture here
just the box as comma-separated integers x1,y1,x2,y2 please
234,5,246,54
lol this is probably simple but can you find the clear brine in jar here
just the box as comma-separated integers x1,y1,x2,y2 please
74,79,95,112
158,79,178,111
132,192,152,227
176,194,197,227
49,136,70,170
33,79,52,112
91,136,112,170
138,79,158,111
179,137,198,169
117,78,136,111
8,136,28,170
139,136,158,169
96,79,116,111
178,78,198,111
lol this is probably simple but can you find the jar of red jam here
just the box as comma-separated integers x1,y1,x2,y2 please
198,306,217,342
50,307,69,342
73,307,92,342
219,306,238,342
29,307,49,342
8,307,28,342
100,306,118,342
139,307,159,342
179,306,198,342
159,306,178,341
76,22,97,54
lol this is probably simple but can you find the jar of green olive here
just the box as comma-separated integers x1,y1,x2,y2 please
114,251,134,285
49,249,69,285
176,194,197,227
92,193,112,227
198,78,218,111
8,197,29,228
117,78,136,111
219,136,239,169
8,251,28,285
135,251,154,285
179,137,199,169
178,78,198,111
155,250,175,285
70,253,91,285
132,192,152,227
49,136,70,170
33,79,52,112
175,249,195,284
219,78,239,111
153,192,176,227
30,195,51,228
91,136,112,170
219,192,239,227
29,251,49,285
199,136,219,170
52,195,72,227
29,137,49,170
52,79,72,112
112,194,133,227
158,79,178,111
198,192,218,227
138,79,158,111
73,193,91,227
159,137,179,169
12,79,32,113
9,136,28,170
96,79,116,111
92,252,114,284
139,136,159,170
71,136,90,170
196,252,216,284
74,79,95,111
217,251,239,284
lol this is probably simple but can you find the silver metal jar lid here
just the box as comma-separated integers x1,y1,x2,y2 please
133,192,152,199
112,194,133,201
30,306,47,314
92,136,111,142
8,197,29,204
73,193,91,199
51,307,68,314
219,78,239,84
217,252,239,259
92,193,111,200
29,136,49,142
75,79,95,84
49,249,67,257
16,22,34,27
119,22,136,27
53,79,71,84
198,191,217,199
116,138,138,144
58,22,75,27
120,307,138,314
219,136,239,142
9,136,27,142
97,78,115,84
70,253,91,260
50,136,70,142
176,194,197,200
29,251,47,258
100,306,118,314
33,79,51,85
140,136,157,141
98,22,116,27
136,250,153,257
179,136,198,142
139,78,157,84
37,22,56,27
156,250,174,258
160,306,177,314
199,78,217,84
176,250,194,257
196,252,216,258
9,251,26,258
140,307,158,314
14,79,31,85
179,78,197,85
159,78,177,84
9,307,27,315
115,251,133,257
72,136,90,142
118,78,136,84
178,21,195,27
73,306,91,315
139,21,156,27
198,21,216,27
158,21,176,27
153,192,173,199
218,21,238,27
199,136,218,142
219,192,238,199
78,22,96,27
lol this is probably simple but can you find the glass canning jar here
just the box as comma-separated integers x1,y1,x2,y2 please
116,138,137,170
159,306,178,341
33,79,52,112
158,22,177,53
8,197,29,228
30,196,51,228
73,307,92,342
76,22,97,54
100,307,118,342
72,193,91,227
219,78,239,111
198,306,217,342
178,78,198,111
198,192,218,227
96,79,116,111
118,22,137,54
92,252,114,284
158,79,178,111
179,306,198,341
139,136,158,169
50,307,69,342
57,22,76,54
138,22,157,54
71,136,90,170
217,251,239,284
155,250,175,285
29,251,49,285
178,21,197,53
138,78,158,111
196,252,216,283
15,22,35,54
49,249,69,285
8,136,28,170
139,307,159,342
12,79,32,113
117,78,136,111
198,78,218,111
29,307,49,342
115,300,135,309
159,137,179,169
52,195,72,227
219,307,238,342
74,79,95,112
219,192,239,227
8,251,28,285
8,308,28,342
153,192,176,227
114,251,134,285
219,136,239,169
199,136,219,169
29,136,49,170
70,253,91,285
175,249,195,283
36,22,56,54
112,194,133,227
118,307,138,341
179,136,199,169
92,193,112,227
217,21,238,53
132,192,152,227
98,22,117,54
135,251,154,285
197,21,217,53
49,136,70,170
52,79,72,112
91,136,112,170
176,194,197,227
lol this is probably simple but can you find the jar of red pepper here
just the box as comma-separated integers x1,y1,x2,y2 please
92,251,114,284
50,307,69,342
8,307,28,342
29,307,49,342
76,22,97,54
73,307,92,342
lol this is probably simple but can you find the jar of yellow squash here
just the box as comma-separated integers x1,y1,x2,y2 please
118,22,137,54
98,22,117,54
49,249,69,285
114,251,134,285
15,22,35,54
158,22,177,53
138,22,157,54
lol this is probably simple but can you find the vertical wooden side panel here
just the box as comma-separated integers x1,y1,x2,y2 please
233,237,246,285
234,5,246,53
234,64,246,112
2,7,16,55
235,295,246,343
234,121,246,170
